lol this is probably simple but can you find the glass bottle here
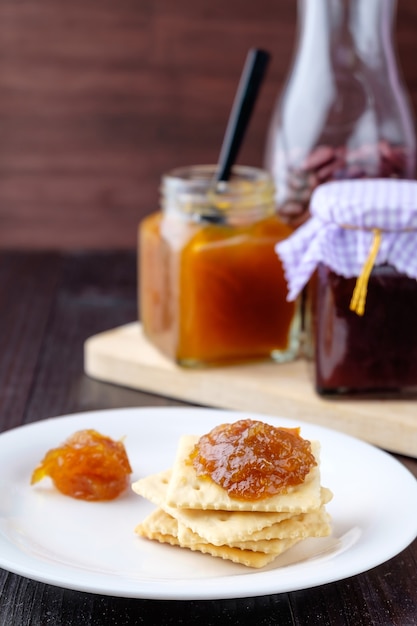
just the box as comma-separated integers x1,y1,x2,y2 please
265,0,416,228
139,165,300,366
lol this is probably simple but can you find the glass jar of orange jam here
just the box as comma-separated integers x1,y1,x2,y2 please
139,165,300,366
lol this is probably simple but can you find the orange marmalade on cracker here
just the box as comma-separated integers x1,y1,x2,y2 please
190,419,316,501
31,429,132,501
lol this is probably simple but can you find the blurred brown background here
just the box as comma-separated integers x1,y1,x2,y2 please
0,0,416,250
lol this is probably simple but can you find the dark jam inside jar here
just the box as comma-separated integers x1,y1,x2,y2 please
314,263,417,395
275,142,413,227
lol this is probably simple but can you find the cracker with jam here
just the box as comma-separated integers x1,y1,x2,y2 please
132,419,333,568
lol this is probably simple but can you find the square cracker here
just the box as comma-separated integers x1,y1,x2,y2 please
177,507,331,549
165,435,323,512
133,470,295,532
132,469,172,504
135,508,300,568
132,471,332,544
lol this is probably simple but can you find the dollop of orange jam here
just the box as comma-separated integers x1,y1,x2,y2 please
190,419,317,501
30,429,132,501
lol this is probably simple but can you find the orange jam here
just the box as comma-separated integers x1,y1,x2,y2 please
190,419,317,501
139,165,299,366
31,429,132,501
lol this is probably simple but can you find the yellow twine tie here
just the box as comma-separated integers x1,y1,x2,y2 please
349,228,382,316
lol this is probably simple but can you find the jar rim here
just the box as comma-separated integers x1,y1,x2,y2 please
163,164,273,186
161,165,276,223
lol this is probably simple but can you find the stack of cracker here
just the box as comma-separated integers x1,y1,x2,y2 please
132,433,333,568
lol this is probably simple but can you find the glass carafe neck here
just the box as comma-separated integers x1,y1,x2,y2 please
297,0,397,68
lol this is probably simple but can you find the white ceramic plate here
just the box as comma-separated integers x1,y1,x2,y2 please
0,407,416,600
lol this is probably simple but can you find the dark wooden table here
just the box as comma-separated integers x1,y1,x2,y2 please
1,250,417,626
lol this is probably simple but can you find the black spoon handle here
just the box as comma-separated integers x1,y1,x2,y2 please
216,48,271,183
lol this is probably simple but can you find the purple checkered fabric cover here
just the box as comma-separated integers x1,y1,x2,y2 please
276,178,417,301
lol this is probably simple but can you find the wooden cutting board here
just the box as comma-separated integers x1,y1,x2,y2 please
84,322,417,458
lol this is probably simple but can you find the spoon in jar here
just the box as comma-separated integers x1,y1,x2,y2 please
216,47,271,184
203,48,271,223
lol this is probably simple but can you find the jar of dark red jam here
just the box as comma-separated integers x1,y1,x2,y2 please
139,165,300,367
276,178,417,396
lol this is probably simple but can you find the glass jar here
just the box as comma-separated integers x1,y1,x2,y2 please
139,165,300,366
276,178,417,396
265,0,416,228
